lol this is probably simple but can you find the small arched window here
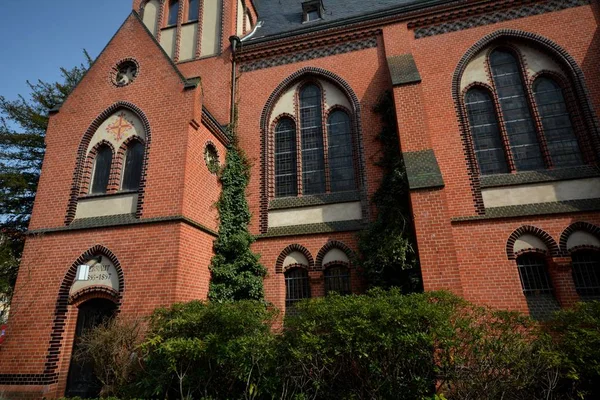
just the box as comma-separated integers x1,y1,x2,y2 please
300,84,326,195
121,141,144,191
275,118,297,197
187,0,199,21
464,88,508,175
490,49,544,171
516,253,553,294
167,0,179,26
324,265,351,295
285,267,310,314
533,77,582,167
90,145,113,194
571,250,600,300
327,111,355,192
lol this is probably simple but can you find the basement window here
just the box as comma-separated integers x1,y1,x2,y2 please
302,0,322,23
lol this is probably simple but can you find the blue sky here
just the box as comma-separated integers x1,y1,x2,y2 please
0,0,131,106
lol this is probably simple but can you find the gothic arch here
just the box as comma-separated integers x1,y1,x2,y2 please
259,67,368,234
275,244,314,273
315,240,356,270
560,222,600,254
65,102,152,225
452,29,600,214
42,245,125,381
506,225,559,260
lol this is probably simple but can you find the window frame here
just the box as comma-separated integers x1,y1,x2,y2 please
515,252,554,295
284,266,311,314
120,138,146,192
166,0,180,27
88,143,115,195
571,249,600,299
324,264,351,295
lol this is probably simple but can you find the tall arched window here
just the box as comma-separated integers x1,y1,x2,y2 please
167,0,179,26
572,250,600,300
324,265,351,295
274,119,297,197
327,111,355,192
187,0,199,21
300,85,326,195
90,145,113,194
533,77,582,167
285,267,310,314
122,141,144,191
490,49,544,171
464,88,508,175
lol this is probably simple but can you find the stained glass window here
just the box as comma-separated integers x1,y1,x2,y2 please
91,145,112,194
299,85,326,195
275,119,298,197
122,141,144,191
327,111,356,191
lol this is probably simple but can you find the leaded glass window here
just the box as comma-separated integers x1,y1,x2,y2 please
299,85,326,195
188,0,199,21
168,0,179,25
122,141,144,191
327,111,356,191
285,267,310,314
533,77,582,167
275,119,298,197
572,251,600,298
324,265,351,295
516,254,553,294
490,49,544,171
90,145,113,194
465,88,508,175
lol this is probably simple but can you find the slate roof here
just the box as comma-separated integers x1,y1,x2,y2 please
247,0,446,42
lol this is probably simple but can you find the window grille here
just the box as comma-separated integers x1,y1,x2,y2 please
327,111,356,191
90,145,113,194
187,0,199,21
572,251,600,298
275,119,298,197
299,85,326,195
122,141,144,191
168,0,179,25
285,267,310,314
465,88,509,175
490,49,544,171
324,265,351,295
533,77,582,167
516,254,553,294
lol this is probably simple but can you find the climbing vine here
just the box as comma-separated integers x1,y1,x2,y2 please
357,91,422,291
208,115,267,302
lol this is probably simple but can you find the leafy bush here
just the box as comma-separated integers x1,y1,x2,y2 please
140,300,277,400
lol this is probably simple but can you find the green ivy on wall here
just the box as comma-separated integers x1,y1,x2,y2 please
357,91,422,292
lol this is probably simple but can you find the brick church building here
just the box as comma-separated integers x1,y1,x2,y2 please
1,0,599,397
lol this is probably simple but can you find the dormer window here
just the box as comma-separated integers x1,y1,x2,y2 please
302,0,322,23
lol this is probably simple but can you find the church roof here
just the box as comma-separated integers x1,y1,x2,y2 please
247,0,450,43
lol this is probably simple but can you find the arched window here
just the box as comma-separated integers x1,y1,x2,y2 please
572,250,600,300
167,0,179,26
121,141,144,191
490,49,544,171
285,267,310,314
274,119,297,197
516,253,553,295
90,145,113,194
299,84,326,195
327,111,355,192
324,265,351,295
533,77,582,167
464,88,508,175
187,0,199,21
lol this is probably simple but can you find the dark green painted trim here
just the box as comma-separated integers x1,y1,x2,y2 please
28,215,218,237
258,220,365,238
387,54,421,86
451,198,600,222
269,191,361,210
480,165,600,188
403,149,445,190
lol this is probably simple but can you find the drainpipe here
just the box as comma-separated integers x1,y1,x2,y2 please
229,35,242,127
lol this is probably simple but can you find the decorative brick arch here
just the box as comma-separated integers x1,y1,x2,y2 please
506,225,559,260
65,102,152,225
315,240,355,270
259,67,368,234
275,244,314,273
452,29,600,215
41,245,125,383
559,222,600,254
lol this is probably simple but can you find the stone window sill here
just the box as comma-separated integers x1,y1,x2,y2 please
480,165,600,189
269,191,361,210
